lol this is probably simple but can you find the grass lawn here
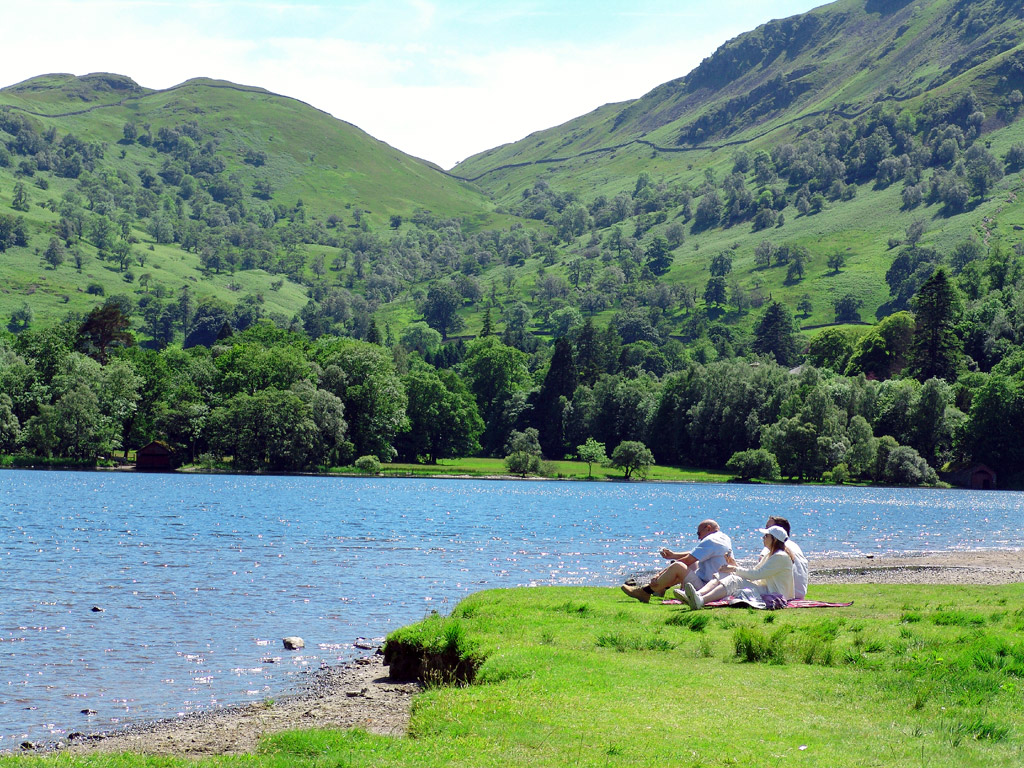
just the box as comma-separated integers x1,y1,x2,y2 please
345,457,732,484
8,583,1022,767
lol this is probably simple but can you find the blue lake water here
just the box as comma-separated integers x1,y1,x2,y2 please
1,469,1022,747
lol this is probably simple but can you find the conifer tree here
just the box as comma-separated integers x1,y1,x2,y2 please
532,337,577,458
480,305,492,337
645,236,672,276
365,320,382,345
908,268,962,381
752,301,799,367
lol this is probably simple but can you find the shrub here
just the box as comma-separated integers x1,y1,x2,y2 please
726,449,781,481
505,451,540,477
354,455,381,474
884,445,938,485
831,462,849,485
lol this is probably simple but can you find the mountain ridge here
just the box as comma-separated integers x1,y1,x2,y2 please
454,0,1024,200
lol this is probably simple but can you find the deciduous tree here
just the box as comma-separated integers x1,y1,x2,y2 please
608,440,654,480
398,368,483,463
576,437,607,478
422,281,465,340
505,428,542,477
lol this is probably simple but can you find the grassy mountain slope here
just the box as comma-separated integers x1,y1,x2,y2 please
0,73,495,326
5,0,1024,344
4,73,488,217
444,0,1024,332
455,0,1024,198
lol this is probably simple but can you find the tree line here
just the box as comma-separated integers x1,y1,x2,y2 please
1,254,1021,486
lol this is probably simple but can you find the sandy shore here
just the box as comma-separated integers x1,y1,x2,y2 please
16,550,1021,758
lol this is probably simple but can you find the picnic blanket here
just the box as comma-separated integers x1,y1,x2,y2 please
661,595,853,610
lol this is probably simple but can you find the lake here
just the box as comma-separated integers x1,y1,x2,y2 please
2,469,1022,747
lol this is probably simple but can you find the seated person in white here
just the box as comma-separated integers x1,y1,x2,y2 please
761,516,809,599
621,519,732,603
681,525,794,610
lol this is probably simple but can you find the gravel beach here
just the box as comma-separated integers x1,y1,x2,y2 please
52,654,419,757
809,549,1024,586
23,550,1022,758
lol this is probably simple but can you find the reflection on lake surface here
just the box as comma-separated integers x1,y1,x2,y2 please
1,469,1022,746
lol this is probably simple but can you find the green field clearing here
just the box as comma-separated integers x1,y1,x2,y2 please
331,457,731,484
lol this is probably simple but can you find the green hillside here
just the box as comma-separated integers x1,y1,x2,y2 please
5,1,1024,484
455,0,1024,196
3,0,1024,349
435,0,1024,335
0,72,495,328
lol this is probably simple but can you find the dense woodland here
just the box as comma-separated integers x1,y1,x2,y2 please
1,252,1022,487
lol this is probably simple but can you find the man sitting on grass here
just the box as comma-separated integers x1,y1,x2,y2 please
762,516,809,599
621,519,732,603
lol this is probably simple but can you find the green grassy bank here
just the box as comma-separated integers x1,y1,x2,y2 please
5,584,1023,767
352,457,731,483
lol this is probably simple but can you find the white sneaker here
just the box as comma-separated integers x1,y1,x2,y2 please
684,583,704,610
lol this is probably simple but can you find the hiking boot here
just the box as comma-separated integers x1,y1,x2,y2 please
620,584,650,603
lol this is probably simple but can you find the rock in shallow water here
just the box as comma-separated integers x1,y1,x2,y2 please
282,636,305,650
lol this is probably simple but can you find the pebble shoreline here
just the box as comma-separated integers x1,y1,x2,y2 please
30,653,420,757
809,550,1024,586
14,550,1022,757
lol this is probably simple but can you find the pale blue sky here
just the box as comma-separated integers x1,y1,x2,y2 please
7,1,827,168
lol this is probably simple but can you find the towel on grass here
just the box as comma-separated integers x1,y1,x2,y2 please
661,595,853,609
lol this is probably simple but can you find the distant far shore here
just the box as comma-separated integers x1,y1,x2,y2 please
2,456,734,484
6,454,1024,490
